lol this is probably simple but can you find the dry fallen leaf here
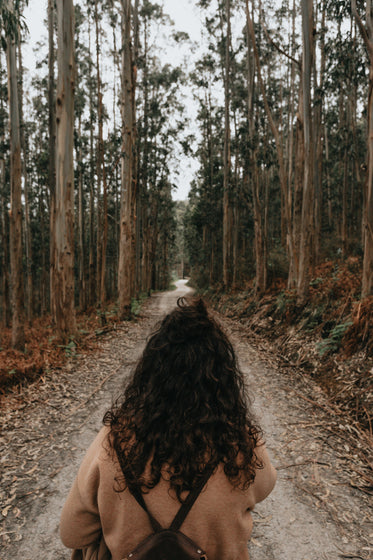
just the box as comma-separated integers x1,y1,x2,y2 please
250,537,263,548
1,505,12,518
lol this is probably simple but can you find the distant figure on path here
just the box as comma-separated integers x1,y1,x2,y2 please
60,298,276,560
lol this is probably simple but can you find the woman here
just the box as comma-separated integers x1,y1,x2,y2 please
60,298,276,560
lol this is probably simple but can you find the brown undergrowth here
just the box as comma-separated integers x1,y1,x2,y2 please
0,304,121,394
202,257,373,439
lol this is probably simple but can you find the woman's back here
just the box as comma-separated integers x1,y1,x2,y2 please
60,427,276,560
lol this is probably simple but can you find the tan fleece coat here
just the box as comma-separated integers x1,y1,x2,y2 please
60,428,276,560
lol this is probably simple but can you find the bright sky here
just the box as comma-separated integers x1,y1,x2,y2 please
23,0,205,201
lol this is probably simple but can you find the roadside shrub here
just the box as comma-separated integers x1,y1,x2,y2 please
317,320,353,356
343,296,373,356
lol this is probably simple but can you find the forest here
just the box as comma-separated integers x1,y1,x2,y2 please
0,0,373,430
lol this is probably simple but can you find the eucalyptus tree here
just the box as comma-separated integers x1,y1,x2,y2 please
222,0,233,289
29,80,50,314
86,5,98,307
351,0,373,298
17,26,32,322
54,0,76,338
118,0,137,319
48,0,56,321
297,0,315,303
0,47,10,328
75,3,90,310
1,0,25,349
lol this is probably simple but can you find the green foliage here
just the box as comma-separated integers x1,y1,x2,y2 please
131,293,148,317
0,0,28,46
275,290,296,315
58,339,77,358
301,305,326,332
310,277,323,288
317,321,353,357
275,291,289,314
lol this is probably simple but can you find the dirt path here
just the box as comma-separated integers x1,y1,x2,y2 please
0,281,372,560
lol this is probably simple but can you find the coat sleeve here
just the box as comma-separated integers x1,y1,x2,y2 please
60,430,108,550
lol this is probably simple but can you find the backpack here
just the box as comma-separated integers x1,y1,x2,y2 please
123,470,212,560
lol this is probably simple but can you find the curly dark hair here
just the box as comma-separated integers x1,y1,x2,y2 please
104,297,263,501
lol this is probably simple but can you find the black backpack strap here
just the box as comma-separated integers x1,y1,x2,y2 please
129,485,163,533
169,468,213,532
127,467,214,534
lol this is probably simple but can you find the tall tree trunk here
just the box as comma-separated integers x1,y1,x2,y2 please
286,0,296,253
289,78,304,288
17,39,32,322
232,111,240,288
351,1,373,297
75,16,84,310
0,50,10,327
77,114,85,309
223,0,232,288
111,24,120,298
100,158,109,305
324,123,332,228
246,10,267,294
140,16,150,294
0,198,10,328
48,0,56,321
118,0,137,318
252,164,267,293
351,21,362,240
363,66,373,296
133,0,140,298
94,0,103,304
297,0,315,304
207,91,215,284
39,183,48,315
88,13,96,307
6,5,25,350
54,0,76,339
342,140,349,257
313,1,325,265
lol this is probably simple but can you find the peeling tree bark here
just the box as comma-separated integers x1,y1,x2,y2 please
223,0,232,289
17,38,33,323
352,0,373,298
6,2,25,350
0,50,11,329
87,13,96,308
48,0,56,321
297,0,315,304
118,0,137,319
246,10,267,295
54,0,76,339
